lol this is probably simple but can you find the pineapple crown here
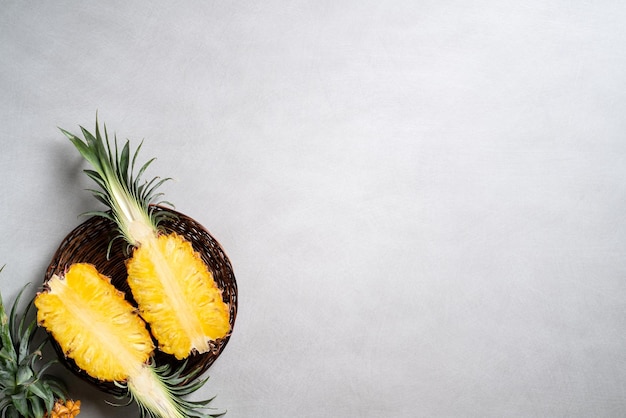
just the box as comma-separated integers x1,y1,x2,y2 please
60,117,175,250
114,360,226,418
0,270,67,418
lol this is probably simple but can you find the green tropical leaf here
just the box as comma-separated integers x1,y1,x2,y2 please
12,393,28,417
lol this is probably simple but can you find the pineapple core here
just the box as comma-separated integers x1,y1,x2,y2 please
126,232,231,359
35,263,154,381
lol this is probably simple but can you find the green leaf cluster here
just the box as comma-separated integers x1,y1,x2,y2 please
111,359,226,418
0,271,66,418
60,117,175,250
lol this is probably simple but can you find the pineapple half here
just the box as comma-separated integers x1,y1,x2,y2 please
35,263,223,418
61,120,231,360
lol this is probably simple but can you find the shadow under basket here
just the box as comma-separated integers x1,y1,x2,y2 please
44,207,238,395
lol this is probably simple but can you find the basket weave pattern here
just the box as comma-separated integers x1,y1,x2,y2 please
44,207,238,394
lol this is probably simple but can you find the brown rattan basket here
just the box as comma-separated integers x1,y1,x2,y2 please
44,206,237,395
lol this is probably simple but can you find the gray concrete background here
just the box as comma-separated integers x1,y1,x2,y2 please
2,1,626,417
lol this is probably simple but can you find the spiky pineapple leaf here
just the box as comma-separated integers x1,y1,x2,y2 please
11,392,28,417
29,396,44,418
0,312,16,364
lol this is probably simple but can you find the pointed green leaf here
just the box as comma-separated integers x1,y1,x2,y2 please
6,405,20,418
29,396,45,418
136,157,157,181
12,394,28,417
119,140,131,184
17,321,35,362
28,382,53,409
16,364,34,385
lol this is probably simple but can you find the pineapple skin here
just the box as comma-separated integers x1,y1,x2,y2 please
126,232,231,360
46,399,81,418
35,263,154,382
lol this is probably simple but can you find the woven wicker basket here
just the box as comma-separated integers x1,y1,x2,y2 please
44,206,238,395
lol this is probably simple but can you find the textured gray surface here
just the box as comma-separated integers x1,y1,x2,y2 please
2,1,626,417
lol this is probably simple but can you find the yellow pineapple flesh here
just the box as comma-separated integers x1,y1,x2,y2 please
35,263,154,381
126,232,231,360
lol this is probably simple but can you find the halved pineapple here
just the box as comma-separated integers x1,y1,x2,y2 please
36,263,153,381
61,120,231,360
127,232,230,359
35,263,223,418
